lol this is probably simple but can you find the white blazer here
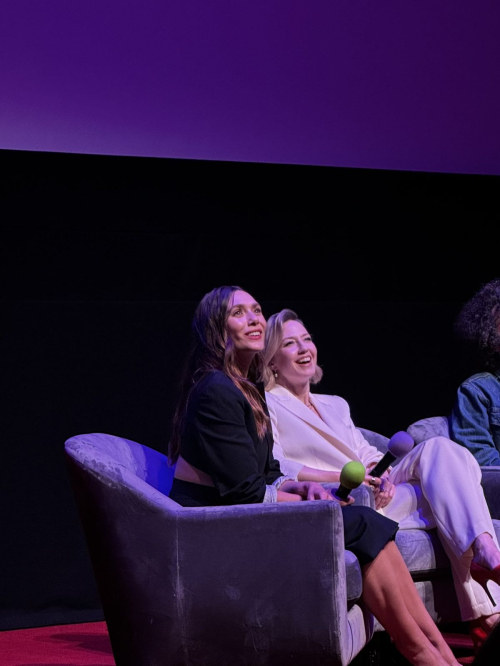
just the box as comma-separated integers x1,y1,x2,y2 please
266,385,382,478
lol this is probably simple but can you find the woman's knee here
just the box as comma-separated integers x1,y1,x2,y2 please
420,436,481,473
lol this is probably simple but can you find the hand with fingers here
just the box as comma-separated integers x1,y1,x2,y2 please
365,470,395,509
281,480,354,505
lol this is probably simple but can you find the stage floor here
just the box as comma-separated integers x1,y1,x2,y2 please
0,621,475,666
0,621,114,666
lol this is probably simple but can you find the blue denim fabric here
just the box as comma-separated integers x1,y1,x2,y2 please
450,371,500,466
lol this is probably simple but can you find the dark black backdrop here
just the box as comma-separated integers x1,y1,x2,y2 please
1,148,499,630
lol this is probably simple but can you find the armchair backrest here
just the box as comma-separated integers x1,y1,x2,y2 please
65,434,180,665
407,417,451,445
358,427,389,455
65,432,175,495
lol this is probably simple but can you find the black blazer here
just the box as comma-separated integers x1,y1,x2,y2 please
177,370,283,505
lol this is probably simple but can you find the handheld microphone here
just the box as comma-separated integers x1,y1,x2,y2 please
335,461,366,501
370,431,414,478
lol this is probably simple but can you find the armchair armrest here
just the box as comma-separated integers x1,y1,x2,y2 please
481,466,500,520
176,500,354,664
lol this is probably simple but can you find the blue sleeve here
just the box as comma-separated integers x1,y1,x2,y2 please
450,383,500,467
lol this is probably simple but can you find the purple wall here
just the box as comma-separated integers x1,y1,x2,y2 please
2,1,499,174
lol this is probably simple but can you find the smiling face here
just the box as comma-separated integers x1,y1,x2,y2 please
225,290,266,356
270,319,318,390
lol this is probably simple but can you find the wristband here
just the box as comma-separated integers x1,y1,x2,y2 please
273,475,297,489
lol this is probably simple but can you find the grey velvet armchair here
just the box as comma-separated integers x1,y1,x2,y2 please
65,433,374,666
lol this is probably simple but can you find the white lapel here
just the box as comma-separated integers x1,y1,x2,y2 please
269,386,359,461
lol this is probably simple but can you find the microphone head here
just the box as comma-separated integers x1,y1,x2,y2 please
339,461,366,489
387,431,414,458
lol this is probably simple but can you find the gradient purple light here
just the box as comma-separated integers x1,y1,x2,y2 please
1,1,499,174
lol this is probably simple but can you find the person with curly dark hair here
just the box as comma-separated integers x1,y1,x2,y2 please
450,279,500,467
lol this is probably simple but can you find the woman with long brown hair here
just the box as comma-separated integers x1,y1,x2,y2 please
169,286,335,505
168,286,458,666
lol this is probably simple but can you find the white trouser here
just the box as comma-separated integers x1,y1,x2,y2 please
381,436,500,620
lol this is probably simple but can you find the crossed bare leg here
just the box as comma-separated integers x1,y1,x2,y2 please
362,541,459,666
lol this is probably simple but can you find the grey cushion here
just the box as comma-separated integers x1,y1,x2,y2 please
407,416,451,444
395,529,456,578
358,428,389,454
481,467,500,520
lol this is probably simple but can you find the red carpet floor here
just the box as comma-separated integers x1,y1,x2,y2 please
0,622,115,666
0,622,475,666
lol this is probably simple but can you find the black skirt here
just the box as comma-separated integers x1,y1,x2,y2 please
340,505,398,566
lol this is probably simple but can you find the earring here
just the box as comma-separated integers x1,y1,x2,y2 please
273,370,278,379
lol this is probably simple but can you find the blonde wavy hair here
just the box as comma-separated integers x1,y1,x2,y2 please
262,309,323,390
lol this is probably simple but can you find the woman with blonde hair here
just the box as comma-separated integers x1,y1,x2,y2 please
263,308,500,647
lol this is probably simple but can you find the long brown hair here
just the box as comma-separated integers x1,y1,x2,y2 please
168,286,269,464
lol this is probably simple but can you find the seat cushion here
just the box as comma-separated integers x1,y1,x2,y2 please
396,520,500,579
395,528,450,579
481,468,500,520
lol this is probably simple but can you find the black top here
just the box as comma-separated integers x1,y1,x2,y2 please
171,370,283,506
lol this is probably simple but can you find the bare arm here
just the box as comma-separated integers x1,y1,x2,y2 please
296,465,341,483
277,490,303,502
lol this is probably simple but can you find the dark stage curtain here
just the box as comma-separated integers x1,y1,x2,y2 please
1,149,498,629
